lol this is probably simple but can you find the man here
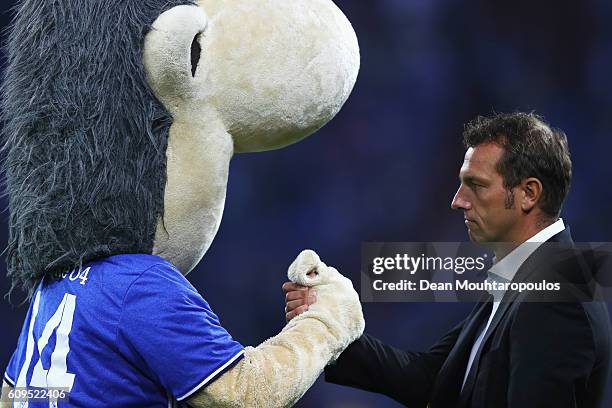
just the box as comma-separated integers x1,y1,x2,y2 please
284,112,612,407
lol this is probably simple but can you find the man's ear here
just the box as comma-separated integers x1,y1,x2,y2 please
143,5,208,113
520,177,544,212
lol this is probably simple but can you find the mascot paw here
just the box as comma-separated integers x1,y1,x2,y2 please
286,249,365,359
287,249,328,286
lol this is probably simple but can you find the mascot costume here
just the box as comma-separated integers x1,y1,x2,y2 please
0,0,364,406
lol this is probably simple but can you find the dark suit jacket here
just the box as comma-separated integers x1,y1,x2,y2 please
325,228,612,408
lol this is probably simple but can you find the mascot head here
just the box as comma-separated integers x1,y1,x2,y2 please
2,0,359,297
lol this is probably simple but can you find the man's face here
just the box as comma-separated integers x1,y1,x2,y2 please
451,142,521,243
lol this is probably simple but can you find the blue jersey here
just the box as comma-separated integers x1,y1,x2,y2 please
3,254,244,407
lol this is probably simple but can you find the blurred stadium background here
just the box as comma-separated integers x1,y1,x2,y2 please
1,1,611,407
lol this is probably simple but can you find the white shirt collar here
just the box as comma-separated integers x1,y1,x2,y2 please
488,218,565,283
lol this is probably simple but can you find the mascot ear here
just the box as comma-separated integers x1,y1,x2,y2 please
143,5,208,112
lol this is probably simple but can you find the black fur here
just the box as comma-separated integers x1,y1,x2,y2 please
1,0,194,298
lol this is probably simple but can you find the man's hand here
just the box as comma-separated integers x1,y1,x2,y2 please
282,282,317,322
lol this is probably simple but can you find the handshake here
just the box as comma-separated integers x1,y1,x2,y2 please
280,250,365,359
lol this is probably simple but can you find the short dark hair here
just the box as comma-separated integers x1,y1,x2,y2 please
462,112,572,219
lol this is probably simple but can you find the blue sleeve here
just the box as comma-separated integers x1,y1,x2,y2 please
4,350,17,386
117,263,245,401
5,294,39,388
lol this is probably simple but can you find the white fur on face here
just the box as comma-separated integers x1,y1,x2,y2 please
195,0,360,152
152,112,233,274
144,1,359,273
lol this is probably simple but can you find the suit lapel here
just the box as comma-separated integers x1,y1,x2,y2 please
457,287,520,407
458,227,574,406
430,296,492,407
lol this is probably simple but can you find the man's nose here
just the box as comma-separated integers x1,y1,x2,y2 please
451,186,471,210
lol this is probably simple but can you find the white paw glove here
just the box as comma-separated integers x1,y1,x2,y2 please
187,249,365,408
285,249,365,360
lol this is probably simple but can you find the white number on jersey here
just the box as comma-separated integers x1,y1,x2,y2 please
14,292,77,407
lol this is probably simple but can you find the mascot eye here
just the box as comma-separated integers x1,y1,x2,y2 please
190,33,202,77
